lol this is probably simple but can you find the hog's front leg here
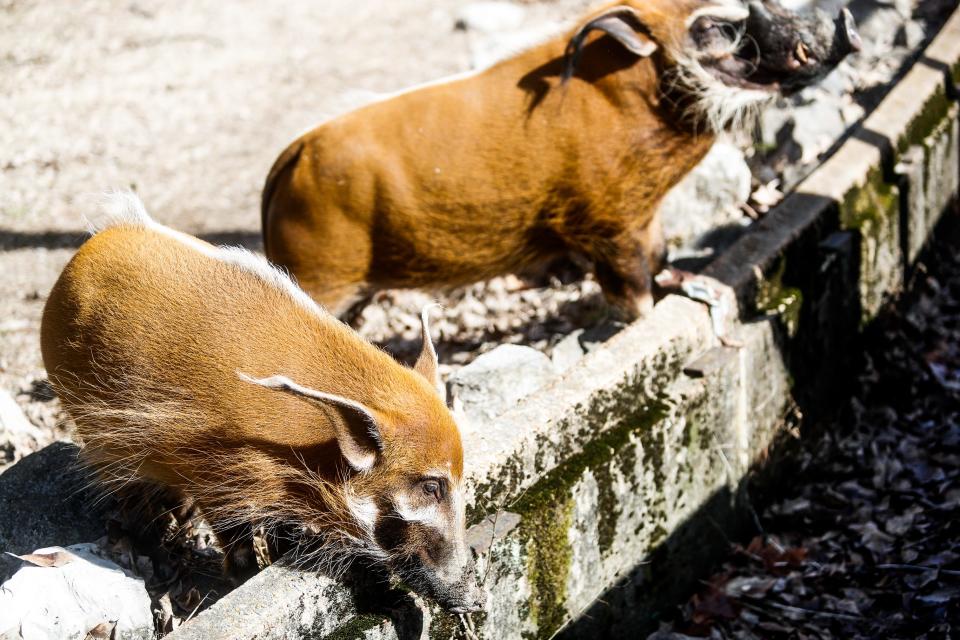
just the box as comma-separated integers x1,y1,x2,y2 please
218,521,261,584
591,216,666,321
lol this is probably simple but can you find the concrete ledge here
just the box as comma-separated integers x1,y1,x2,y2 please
169,7,960,639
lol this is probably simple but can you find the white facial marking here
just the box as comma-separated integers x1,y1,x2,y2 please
451,485,466,531
346,492,379,533
437,484,469,582
394,492,443,527
92,191,326,318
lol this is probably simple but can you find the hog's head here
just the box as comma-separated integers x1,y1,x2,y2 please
241,307,484,613
565,0,861,130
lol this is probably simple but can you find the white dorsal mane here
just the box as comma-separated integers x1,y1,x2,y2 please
90,190,326,317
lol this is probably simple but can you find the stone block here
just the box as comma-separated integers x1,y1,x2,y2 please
448,344,557,427
0,443,112,581
660,141,752,252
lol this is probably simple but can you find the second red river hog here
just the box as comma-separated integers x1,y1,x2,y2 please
262,0,860,319
40,192,484,613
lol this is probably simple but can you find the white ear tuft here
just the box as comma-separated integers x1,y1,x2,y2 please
83,189,153,234
238,372,381,472
413,304,447,403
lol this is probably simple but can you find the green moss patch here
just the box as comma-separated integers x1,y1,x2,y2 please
840,164,901,323
899,84,950,155
756,258,804,338
512,397,670,639
468,350,684,525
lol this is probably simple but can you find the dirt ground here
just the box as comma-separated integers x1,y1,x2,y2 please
0,0,593,426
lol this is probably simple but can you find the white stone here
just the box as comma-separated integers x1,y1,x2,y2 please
0,388,48,466
464,22,562,69
759,99,795,150
898,21,926,49
448,344,556,426
551,330,586,374
790,96,848,163
0,388,42,440
0,544,153,640
776,0,849,15
660,141,752,249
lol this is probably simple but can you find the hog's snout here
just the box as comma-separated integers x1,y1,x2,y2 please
741,0,861,92
445,561,486,614
395,552,486,613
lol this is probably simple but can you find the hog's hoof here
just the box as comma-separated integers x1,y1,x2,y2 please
607,292,655,323
223,541,261,585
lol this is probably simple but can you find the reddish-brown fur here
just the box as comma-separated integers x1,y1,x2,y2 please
40,204,482,609
263,0,721,318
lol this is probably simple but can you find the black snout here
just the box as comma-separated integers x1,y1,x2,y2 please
743,0,861,92
394,553,486,613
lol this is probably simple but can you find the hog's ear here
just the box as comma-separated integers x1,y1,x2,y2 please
413,305,447,403
564,7,658,81
238,373,381,472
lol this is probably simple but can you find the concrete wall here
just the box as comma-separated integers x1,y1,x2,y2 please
169,8,960,640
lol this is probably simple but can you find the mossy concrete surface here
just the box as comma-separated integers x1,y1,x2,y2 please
799,7,960,325
899,104,960,264
841,163,902,323
166,561,359,640
169,7,960,640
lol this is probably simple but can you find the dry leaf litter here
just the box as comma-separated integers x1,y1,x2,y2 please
651,215,960,640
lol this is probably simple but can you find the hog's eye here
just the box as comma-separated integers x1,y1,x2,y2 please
422,480,443,501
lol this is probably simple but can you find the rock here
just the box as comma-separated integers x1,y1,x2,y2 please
776,0,849,12
896,21,925,49
579,322,621,353
551,329,586,374
448,344,556,426
660,141,752,250
0,442,113,581
776,0,815,10
773,0,849,18
759,100,796,150
857,6,908,55
815,64,857,98
462,21,562,70
0,387,49,467
790,94,848,163
355,302,392,338
839,93,866,125
454,2,565,69
0,543,153,640
465,511,522,555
